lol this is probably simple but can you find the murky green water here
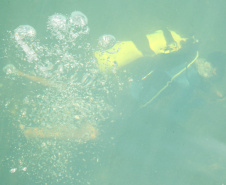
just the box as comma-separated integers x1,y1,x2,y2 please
0,0,226,185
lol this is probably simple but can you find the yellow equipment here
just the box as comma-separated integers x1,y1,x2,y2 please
95,29,187,72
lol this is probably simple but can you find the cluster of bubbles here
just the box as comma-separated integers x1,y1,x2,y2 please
2,10,121,184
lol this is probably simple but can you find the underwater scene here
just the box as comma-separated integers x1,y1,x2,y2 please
0,0,226,184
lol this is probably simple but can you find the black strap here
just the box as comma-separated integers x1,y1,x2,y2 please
131,34,155,57
162,28,176,47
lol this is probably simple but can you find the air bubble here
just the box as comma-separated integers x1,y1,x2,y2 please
14,25,38,62
47,14,67,40
69,11,88,28
20,108,27,116
68,11,89,40
38,60,53,72
98,35,116,50
10,168,17,173
21,167,27,172
4,100,10,107
23,96,30,104
57,64,64,74
14,25,36,41
3,64,17,75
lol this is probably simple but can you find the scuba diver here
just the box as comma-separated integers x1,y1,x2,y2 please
95,28,225,122
95,29,199,107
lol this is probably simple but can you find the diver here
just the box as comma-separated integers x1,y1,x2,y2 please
95,29,199,107
95,28,225,122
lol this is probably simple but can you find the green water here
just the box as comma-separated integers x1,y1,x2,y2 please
0,0,226,185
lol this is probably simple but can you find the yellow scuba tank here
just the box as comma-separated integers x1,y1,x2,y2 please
146,30,187,54
95,41,143,71
95,30,187,72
